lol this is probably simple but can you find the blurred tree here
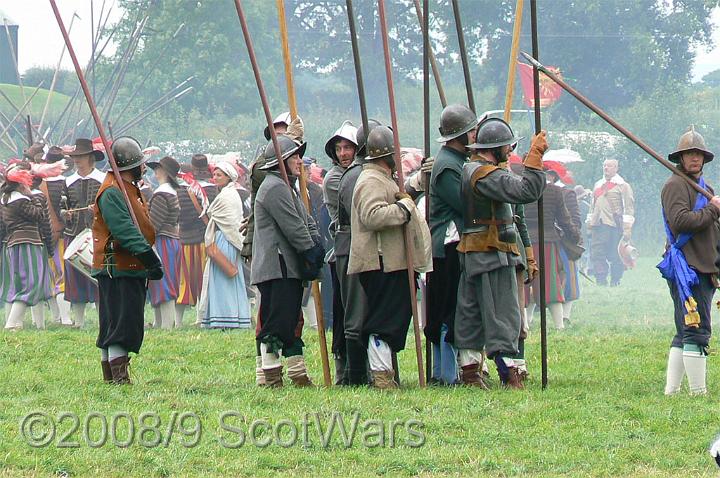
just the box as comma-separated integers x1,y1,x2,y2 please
701,69,720,88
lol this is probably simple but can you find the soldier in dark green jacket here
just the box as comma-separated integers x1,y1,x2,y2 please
426,104,478,386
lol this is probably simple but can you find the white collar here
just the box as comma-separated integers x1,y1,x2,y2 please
66,168,106,187
154,183,178,196
45,175,65,182
6,191,30,204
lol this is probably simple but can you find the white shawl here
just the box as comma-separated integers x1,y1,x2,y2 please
196,184,245,322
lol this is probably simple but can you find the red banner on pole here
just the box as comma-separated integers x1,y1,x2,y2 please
518,61,562,107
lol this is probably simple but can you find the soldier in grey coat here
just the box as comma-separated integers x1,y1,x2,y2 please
322,120,358,384
455,118,547,389
251,135,325,388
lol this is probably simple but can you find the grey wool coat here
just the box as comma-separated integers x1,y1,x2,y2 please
250,172,318,285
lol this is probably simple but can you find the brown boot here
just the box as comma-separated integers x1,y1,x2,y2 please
262,366,284,388
101,361,113,383
109,356,131,385
460,364,490,390
287,355,314,387
371,370,399,390
503,367,525,390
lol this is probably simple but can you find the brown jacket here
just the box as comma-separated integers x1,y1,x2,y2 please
348,163,413,274
661,172,720,274
92,174,156,272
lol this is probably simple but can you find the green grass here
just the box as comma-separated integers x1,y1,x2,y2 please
0,83,70,121
1,257,719,477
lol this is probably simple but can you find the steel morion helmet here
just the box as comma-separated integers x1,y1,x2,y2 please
468,117,523,150
356,118,384,158
259,134,307,170
263,112,292,141
111,136,145,171
436,104,478,143
324,120,359,164
364,125,395,161
668,125,714,164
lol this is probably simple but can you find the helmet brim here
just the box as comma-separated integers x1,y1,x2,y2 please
668,148,714,164
435,119,479,143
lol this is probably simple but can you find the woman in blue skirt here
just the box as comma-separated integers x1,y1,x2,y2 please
197,162,251,329
147,156,182,329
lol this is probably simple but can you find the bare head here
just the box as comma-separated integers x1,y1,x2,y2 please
603,159,619,180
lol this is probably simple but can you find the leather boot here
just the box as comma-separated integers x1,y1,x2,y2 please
494,356,524,390
346,338,370,386
262,365,284,388
334,356,348,386
505,367,524,390
287,355,314,387
371,370,398,390
101,361,112,383
109,356,131,385
460,363,490,390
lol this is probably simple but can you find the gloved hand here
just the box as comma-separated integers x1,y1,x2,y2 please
395,192,412,201
524,131,548,170
420,156,435,174
396,197,417,223
304,242,326,266
300,242,326,281
137,249,164,280
525,246,538,284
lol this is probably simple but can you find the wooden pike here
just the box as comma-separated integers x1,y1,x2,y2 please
49,0,139,227
39,11,80,137
276,0,332,387
377,0,426,387
528,0,548,390
503,0,524,122
450,0,475,112
412,0,447,108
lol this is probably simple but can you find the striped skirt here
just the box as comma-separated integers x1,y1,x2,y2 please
559,245,580,302
149,235,181,306
49,238,65,295
4,243,53,306
0,243,9,302
63,236,98,303
177,242,206,306
201,230,251,329
525,241,565,305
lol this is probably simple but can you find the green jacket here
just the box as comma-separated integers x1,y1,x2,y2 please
429,145,466,258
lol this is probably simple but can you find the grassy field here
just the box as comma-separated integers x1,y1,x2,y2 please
0,83,70,120
1,257,719,477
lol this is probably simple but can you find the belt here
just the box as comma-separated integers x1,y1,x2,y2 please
464,223,515,234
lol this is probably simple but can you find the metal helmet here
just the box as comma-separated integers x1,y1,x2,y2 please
364,125,395,161
436,104,478,143
356,118,384,158
111,136,145,171
668,125,714,164
263,111,292,141
259,134,307,170
324,120,359,164
467,117,523,150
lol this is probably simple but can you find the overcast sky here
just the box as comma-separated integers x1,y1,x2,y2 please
2,1,720,82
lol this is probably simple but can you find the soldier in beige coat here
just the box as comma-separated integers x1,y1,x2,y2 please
348,126,418,389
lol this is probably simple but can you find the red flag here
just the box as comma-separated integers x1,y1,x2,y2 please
518,62,563,108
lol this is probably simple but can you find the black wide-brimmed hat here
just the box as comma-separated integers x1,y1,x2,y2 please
147,156,180,185
67,138,104,161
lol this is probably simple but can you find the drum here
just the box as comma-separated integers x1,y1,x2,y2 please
63,228,97,285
